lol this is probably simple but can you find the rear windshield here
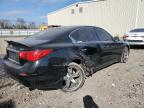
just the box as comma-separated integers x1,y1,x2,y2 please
130,29,144,32
30,27,72,40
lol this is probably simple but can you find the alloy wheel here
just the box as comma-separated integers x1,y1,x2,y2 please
62,63,85,92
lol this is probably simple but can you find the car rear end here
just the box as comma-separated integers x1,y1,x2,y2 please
123,29,144,46
4,41,63,89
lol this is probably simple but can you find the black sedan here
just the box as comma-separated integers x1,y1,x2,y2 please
4,26,130,92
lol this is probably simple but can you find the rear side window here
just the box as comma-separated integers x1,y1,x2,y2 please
95,28,113,41
70,27,98,43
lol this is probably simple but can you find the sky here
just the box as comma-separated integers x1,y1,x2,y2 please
0,0,85,24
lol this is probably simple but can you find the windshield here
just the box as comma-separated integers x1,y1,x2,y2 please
29,27,72,40
130,29,144,33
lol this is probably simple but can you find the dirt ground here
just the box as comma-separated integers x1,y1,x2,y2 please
0,48,144,108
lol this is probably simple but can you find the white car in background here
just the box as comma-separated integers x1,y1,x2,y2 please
123,28,144,46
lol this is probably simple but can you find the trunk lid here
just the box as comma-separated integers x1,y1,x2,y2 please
8,38,50,48
126,32,144,41
6,38,50,64
127,32,144,37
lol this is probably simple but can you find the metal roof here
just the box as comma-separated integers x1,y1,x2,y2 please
47,0,105,15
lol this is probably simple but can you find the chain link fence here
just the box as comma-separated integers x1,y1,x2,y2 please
0,29,40,36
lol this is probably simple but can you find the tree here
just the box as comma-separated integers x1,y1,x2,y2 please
0,19,12,29
0,18,39,29
16,18,26,29
28,22,36,29
0,20,4,29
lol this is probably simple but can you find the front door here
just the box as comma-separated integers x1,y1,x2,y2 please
94,27,117,65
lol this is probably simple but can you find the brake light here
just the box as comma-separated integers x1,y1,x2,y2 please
19,49,53,62
123,35,129,40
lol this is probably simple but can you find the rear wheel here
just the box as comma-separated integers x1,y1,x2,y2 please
120,47,129,63
62,62,86,92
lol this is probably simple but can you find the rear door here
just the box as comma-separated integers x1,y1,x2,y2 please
70,27,101,70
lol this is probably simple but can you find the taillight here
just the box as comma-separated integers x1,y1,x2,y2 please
19,49,53,62
20,72,28,77
123,35,129,40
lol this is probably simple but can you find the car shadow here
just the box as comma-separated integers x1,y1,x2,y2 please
0,99,15,108
83,95,99,108
130,46,144,49
0,55,10,79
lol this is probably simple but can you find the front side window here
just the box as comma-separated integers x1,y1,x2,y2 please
95,28,113,41
70,27,98,43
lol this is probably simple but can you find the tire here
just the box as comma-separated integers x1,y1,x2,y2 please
120,47,129,63
62,62,86,92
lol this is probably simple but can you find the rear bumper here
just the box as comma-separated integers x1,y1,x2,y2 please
3,57,65,89
124,40,144,46
128,42,144,45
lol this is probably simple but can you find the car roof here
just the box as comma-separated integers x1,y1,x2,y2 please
44,26,94,33
17,26,101,47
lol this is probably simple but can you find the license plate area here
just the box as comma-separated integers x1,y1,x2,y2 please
8,49,20,64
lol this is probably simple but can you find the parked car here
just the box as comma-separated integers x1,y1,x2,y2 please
123,28,144,46
4,26,130,92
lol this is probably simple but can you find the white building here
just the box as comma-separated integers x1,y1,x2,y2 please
48,0,144,37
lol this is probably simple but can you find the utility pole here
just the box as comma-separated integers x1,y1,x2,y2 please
135,0,141,28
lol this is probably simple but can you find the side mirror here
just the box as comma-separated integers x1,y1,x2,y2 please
113,36,120,41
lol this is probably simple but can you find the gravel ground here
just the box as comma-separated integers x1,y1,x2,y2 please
0,49,144,108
